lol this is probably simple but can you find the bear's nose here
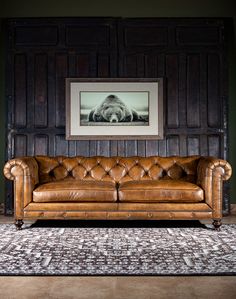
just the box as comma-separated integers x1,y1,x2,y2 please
110,115,118,122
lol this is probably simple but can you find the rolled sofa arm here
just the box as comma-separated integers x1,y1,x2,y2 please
197,157,232,214
3,157,39,217
197,157,232,182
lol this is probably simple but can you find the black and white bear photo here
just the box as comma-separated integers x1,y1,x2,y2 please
88,94,144,123
80,93,149,125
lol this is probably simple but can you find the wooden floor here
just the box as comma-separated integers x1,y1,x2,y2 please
0,209,236,299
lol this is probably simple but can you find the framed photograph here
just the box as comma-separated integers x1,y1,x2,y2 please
66,78,163,140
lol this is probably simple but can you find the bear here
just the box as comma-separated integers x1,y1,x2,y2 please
88,94,143,123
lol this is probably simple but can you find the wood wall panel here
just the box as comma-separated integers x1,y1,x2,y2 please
208,135,221,157
15,26,58,46
14,54,27,127
88,140,97,157
97,54,110,77
167,136,180,156
126,141,138,156
34,134,49,155
178,54,187,128
124,26,168,47
124,54,137,77
187,136,200,156
176,26,220,45
145,55,158,78
166,54,179,129
76,54,90,77
146,140,159,156
207,54,221,128
55,135,68,156
14,134,27,157
187,54,201,128
34,54,48,128
76,140,89,156
137,140,146,156
117,140,125,157
55,54,68,128
66,25,110,46
5,17,229,215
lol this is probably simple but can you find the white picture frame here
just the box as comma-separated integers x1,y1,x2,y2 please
66,78,164,140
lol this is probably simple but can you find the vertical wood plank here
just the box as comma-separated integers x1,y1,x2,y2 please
137,54,145,77
27,53,35,128
187,136,200,156
97,141,110,156
68,140,76,156
200,135,208,156
55,135,68,156
117,141,125,156
110,140,118,156
207,54,221,127
179,135,187,156
126,140,137,156
178,54,187,127
48,52,56,129
166,54,179,128
14,54,27,127
167,136,180,156
187,54,200,128
69,53,76,77
199,53,208,129
145,55,158,78
14,135,27,157
158,139,167,157
89,141,97,156
157,54,165,77
137,140,146,156
125,55,137,77
55,54,68,128
34,54,48,128
76,141,89,156
77,54,90,77
146,140,159,156
34,134,49,155
208,135,220,157
98,54,110,77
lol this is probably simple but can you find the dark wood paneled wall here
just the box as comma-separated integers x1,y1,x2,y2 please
5,18,229,214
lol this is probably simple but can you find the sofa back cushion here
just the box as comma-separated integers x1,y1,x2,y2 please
35,155,200,184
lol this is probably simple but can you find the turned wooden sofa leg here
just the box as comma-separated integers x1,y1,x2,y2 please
213,219,222,231
15,219,24,230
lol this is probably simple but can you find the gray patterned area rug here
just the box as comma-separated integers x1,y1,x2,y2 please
0,222,236,275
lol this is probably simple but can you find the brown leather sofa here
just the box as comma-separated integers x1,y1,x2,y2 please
3,155,232,230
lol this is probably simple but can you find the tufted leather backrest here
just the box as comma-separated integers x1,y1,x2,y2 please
35,155,201,184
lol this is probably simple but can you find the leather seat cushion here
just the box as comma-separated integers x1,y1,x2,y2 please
33,180,117,203
118,180,204,203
